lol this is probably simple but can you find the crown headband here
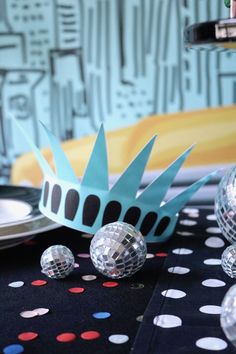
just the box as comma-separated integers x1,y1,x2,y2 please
17,122,215,243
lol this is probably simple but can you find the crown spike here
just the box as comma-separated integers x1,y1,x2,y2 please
111,136,157,198
81,124,109,190
15,119,54,177
138,145,194,206
40,122,78,183
161,171,217,214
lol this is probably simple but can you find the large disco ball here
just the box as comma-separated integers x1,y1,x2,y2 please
215,166,236,244
90,222,147,279
40,245,75,279
221,284,236,348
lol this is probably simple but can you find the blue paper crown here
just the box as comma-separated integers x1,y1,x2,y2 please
18,122,215,243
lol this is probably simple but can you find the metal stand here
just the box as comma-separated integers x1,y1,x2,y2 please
184,0,236,49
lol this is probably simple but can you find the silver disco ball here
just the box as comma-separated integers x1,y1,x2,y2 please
221,284,236,348
221,245,236,278
40,245,75,279
215,166,236,244
90,222,147,279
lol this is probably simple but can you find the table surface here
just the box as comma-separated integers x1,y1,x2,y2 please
0,207,235,354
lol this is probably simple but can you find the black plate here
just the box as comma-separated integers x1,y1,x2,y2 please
0,185,41,220
0,185,59,244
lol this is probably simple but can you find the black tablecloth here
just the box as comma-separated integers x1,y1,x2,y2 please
0,208,235,354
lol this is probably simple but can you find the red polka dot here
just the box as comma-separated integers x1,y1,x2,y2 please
56,332,77,342
102,281,119,288
31,279,47,286
155,252,168,257
68,287,85,294
80,331,101,340
18,332,38,341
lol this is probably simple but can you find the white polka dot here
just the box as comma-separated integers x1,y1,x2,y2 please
168,266,190,275
153,314,182,328
206,214,217,221
146,253,155,259
202,279,226,288
177,231,194,236
179,219,197,226
161,289,186,299
206,227,222,234
34,308,50,316
203,259,221,265
108,334,129,344
81,275,97,281
8,281,24,288
183,208,199,214
20,310,37,319
188,213,199,218
196,337,228,351
172,248,193,255
74,263,80,268
199,305,221,315
205,237,225,248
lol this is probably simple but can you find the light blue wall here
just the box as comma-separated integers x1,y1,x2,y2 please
0,0,234,180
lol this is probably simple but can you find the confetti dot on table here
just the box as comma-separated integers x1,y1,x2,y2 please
18,332,38,341
179,219,197,226
77,253,90,258
206,214,217,221
108,334,129,344
82,275,97,281
56,332,77,342
196,337,227,351
80,331,101,340
93,312,111,319
168,266,190,275
102,281,119,288
161,289,186,299
20,308,49,318
130,283,144,289
34,308,49,316
205,237,225,248
146,253,155,259
172,248,193,255
24,239,36,246
81,233,93,239
136,315,144,322
182,207,199,214
3,344,24,354
8,281,24,288
203,259,221,265
206,227,221,234
20,311,37,319
155,252,168,257
31,280,47,286
202,279,226,288
68,287,85,294
199,305,221,315
176,231,194,236
153,314,182,328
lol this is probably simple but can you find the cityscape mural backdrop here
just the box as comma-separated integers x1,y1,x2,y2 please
0,0,234,182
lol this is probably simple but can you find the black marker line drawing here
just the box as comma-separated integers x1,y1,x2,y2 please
0,0,235,182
